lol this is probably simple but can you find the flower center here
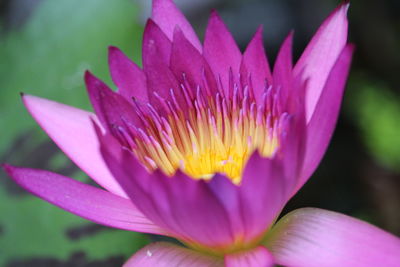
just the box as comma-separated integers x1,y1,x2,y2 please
117,75,285,184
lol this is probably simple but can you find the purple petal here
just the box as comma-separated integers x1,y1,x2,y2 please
240,26,273,105
141,21,186,110
203,10,241,97
22,94,126,197
294,3,349,122
100,143,235,249
142,19,172,68
85,71,143,133
151,0,202,52
3,165,166,235
265,208,400,267
210,148,305,246
237,153,289,241
108,46,148,102
144,60,185,112
170,27,217,97
273,31,293,98
298,44,354,191
123,242,223,267
224,246,275,267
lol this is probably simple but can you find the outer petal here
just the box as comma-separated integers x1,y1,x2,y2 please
224,246,275,267
22,94,126,197
124,242,223,267
298,44,354,191
3,165,165,235
264,208,400,267
240,27,272,105
108,46,148,102
294,3,349,121
151,0,202,52
203,10,241,98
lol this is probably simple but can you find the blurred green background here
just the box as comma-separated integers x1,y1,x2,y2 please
0,0,399,266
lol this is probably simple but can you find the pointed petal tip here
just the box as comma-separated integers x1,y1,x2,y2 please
342,0,350,9
2,163,12,173
144,18,155,29
278,30,294,50
2,165,34,192
346,42,356,52
255,25,264,35
84,70,92,81
21,94,39,111
151,0,173,9
151,0,202,51
84,71,103,90
108,45,120,55
84,71,97,91
209,9,222,21
2,164,22,188
2,164,31,190
108,46,121,68
287,29,295,39
337,0,350,16
172,24,183,37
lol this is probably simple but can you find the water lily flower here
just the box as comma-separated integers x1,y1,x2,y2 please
4,0,400,266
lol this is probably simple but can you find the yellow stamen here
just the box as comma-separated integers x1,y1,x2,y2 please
130,86,281,184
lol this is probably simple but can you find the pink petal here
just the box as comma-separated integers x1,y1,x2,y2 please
170,27,217,97
85,71,144,132
101,143,234,248
144,59,185,112
298,44,354,191
237,152,289,241
108,46,148,102
240,26,273,105
3,165,165,235
151,0,202,52
203,10,241,97
294,3,349,122
22,94,126,197
273,31,293,98
265,208,400,267
123,242,223,267
225,246,275,267
141,20,186,110
142,19,172,68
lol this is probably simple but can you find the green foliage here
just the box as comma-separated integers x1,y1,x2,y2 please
346,73,400,172
0,0,144,151
0,0,149,265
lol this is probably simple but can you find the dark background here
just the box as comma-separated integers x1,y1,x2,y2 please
1,0,399,266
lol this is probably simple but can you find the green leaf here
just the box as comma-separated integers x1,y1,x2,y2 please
346,73,400,172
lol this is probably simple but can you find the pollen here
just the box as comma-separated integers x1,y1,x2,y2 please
114,73,286,184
